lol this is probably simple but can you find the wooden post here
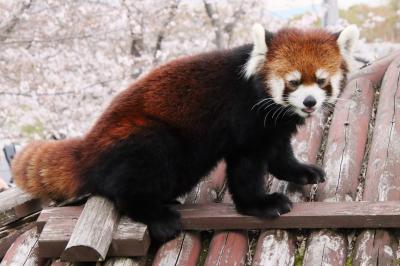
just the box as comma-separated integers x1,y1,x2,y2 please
38,209,149,258
60,196,119,262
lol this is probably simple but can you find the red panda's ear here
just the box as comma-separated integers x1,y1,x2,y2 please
243,24,268,79
336,25,359,71
336,25,359,56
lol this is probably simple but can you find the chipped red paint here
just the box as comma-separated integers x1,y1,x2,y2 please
353,55,400,265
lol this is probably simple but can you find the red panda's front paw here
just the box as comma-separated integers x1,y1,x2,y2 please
235,193,293,219
296,164,326,185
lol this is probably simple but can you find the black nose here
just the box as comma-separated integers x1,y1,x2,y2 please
303,96,317,108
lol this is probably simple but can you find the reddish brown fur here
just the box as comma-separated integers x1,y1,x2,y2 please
11,53,227,201
263,28,342,83
12,139,82,199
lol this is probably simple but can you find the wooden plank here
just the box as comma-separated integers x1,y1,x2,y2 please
103,257,146,266
175,201,400,230
303,229,347,265
204,191,248,266
60,196,119,262
252,229,296,266
108,216,150,257
152,161,226,266
303,72,375,265
0,223,36,258
204,230,248,266
253,113,325,265
1,227,42,266
36,206,82,232
0,187,42,227
38,213,149,258
348,50,400,86
352,54,400,265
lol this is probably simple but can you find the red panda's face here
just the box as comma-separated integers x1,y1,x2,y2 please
244,24,359,118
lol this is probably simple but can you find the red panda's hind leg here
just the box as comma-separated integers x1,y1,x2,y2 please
116,198,181,242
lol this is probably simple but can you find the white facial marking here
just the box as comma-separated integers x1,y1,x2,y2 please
288,84,326,117
243,24,267,79
329,70,344,103
268,75,285,104
316,69,329,80
337,25,359,72
285,70,301,82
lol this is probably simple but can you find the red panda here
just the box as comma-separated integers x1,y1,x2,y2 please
12,24,359,242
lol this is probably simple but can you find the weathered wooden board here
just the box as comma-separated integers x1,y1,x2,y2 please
0,222,36,258
61,196,120,261
103,257,146,266
39,208,150,259
349,50,400,86
0,187,42,227
1,227,42,266
352,55,400,265
253,113,325,266
36,206,82,232
175,201,400,230
152,161,226,266
303,73,375,265
252,229,296,266
204,191,248,266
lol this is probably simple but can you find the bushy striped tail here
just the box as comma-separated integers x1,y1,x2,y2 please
11,138,82,200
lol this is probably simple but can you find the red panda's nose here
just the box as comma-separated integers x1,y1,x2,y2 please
303,96,317,108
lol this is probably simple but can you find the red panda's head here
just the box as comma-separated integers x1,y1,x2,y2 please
244,24,359,117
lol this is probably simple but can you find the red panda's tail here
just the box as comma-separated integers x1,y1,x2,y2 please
11,138,83,200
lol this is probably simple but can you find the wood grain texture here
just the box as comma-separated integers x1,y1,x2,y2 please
252,229,296,266
152,161,226,266
176,201,400,230
0,187,42,227
349,50,400,86
1,227,41,266
36,206,82,232
61,196,119,262
103,257,146,266
0,223,36,259
204,191,248,266
38,212,149,258
352,55,400,265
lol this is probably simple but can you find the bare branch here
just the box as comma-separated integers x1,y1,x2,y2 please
203,0,224,49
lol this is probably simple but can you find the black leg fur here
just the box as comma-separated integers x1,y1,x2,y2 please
268,137,326,185
226,153,292,218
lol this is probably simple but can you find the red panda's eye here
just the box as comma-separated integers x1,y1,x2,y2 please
317,78,326,86
289,80,300,87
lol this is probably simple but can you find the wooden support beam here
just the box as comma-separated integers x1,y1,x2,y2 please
38,206,150,259
60,196,119,262
176,201,400,230
0,187,42,227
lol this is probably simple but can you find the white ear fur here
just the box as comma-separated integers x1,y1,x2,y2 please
337,25,359,55
243,23,268,79
337,25,359,72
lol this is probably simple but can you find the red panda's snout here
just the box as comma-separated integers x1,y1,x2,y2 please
243,23,359,118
